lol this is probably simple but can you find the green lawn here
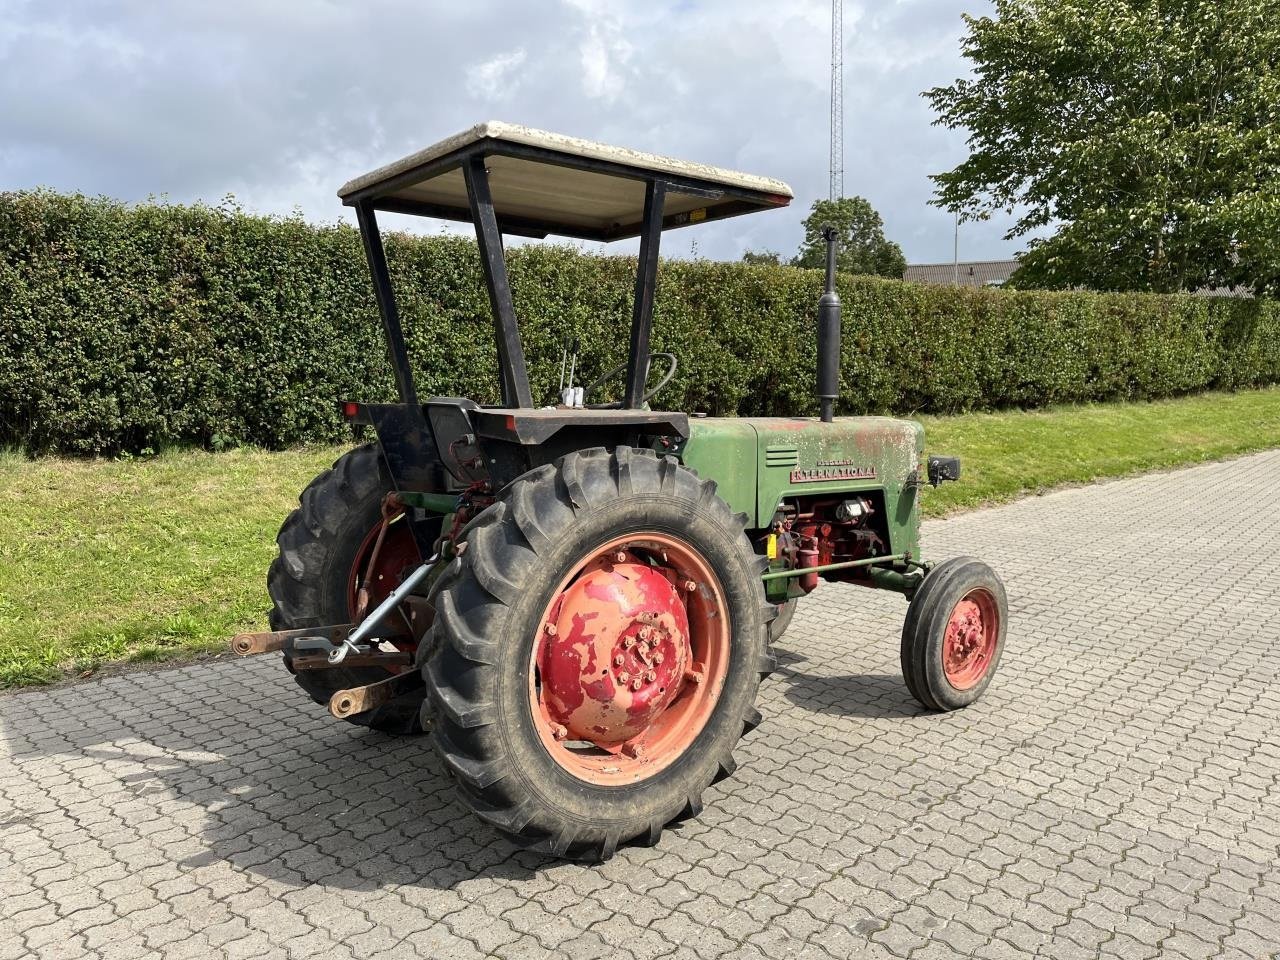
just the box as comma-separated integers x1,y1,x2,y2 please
3,386,1280,688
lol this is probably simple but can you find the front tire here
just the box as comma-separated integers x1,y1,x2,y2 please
900,557,1007,711
768,599,797,643
423,447,775,860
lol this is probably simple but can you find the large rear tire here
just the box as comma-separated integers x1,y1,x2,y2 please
268,444,427,735
423,447,775,860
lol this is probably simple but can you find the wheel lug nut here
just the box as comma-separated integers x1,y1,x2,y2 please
551,723,568,741
646,670,656,682
614,551,628,563
619,671,630,683
683,580,697,592
544,623,557,636
614,654,625,666
632,678,643,691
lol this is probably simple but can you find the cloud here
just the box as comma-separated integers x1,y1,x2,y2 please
0,0,1022,264
466,48,528,101
561,0,634,102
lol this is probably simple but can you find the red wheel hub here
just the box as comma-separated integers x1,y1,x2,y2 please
539,562,690,745
942,589,999,690
530,533,730,785
347,514,422,616
346,511,422,669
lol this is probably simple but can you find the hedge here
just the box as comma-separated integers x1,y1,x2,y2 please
2,190,1279,455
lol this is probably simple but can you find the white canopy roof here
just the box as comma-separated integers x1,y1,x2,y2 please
337,121,794,241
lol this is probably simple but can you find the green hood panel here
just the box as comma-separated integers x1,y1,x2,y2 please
679,416,924,558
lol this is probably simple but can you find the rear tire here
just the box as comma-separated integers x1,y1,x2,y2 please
268,444,426,735
422,447,775,860
901,557,1007,711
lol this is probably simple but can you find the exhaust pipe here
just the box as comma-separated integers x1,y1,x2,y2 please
817,226,841,423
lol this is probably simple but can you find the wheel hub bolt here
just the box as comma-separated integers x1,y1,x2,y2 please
551,723,568,741
683,580,697,593
614,551,628,563
622,742,644,759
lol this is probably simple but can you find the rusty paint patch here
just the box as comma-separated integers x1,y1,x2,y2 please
538,562,689,745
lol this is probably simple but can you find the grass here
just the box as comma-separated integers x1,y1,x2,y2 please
918,386,1280,515
3,386,1279,688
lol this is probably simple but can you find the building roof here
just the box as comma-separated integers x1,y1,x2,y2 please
904,259,1020,288
904,258,1253,296
336,121,794,242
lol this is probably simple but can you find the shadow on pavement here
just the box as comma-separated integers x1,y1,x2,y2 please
771,646,924,719
1,663,561,893
3,638,921,895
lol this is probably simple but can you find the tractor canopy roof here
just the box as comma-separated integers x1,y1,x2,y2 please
337,121,794,241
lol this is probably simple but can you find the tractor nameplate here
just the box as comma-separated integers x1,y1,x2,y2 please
789,466,877,484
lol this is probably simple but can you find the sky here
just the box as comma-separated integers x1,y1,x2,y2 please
0,0,1021,266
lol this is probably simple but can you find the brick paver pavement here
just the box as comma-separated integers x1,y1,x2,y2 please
4,451,1280,959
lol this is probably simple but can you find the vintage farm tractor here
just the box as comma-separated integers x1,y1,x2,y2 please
232,122,1008,860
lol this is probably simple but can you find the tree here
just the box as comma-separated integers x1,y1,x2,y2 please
926,0,1280,295
741,249,783,266
792,197,907,278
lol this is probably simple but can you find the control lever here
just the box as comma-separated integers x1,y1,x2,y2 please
559,337,583,408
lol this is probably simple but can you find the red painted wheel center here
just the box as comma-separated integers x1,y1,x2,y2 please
348,514,421,616
539,563,691,745
942,590,998,690
346,512,422,669
530,533,730,785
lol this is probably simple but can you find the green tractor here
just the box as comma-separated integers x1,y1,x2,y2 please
232,122,1008,860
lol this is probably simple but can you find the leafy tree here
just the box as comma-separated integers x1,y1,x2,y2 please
741,249,783,266
792,197,907,278
927,0,1280,295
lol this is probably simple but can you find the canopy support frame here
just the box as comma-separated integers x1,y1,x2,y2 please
464,155,534,409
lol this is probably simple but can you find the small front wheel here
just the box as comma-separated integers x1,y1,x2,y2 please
901,557,1007,711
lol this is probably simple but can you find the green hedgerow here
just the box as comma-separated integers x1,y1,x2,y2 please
2,190,1278,455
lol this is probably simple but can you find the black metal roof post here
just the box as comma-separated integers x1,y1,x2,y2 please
463,155,534,408
355,200,420,408
624,180,666,409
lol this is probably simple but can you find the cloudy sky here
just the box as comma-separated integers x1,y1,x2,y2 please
0,0,1020,266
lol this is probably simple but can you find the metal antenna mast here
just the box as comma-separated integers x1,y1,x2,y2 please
829,0,844,200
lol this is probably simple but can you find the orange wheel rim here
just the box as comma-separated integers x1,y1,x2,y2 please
942,587,999,690
529,532,731,785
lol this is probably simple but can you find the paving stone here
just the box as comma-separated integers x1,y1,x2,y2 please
4,452,1280,958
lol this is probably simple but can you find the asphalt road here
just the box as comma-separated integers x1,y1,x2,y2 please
3,451,1280,959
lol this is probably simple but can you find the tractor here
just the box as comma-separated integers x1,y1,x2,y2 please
231,122,1008,861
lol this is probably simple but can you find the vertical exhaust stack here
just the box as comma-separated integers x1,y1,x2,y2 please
817,225,841,423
